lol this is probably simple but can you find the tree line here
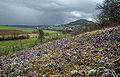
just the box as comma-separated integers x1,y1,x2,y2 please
0,33,30,41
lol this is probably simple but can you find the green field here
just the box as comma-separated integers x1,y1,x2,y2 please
0,26,61,35
0,26,35,32
0,26,70,55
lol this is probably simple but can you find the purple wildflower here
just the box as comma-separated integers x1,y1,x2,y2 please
6,72,9,76
55,60,59,65
75,47,79,50
28,73,34,77
104,48,108,51
91,50,94,54
65,53,69,56
87,46,90,49
91,47,94,50
98,60,105,64
33,71,37,76
18,70,22,73
113,48,117,51
0,61,2,68
57,67,62,71
65,57,71,62
60,55,64,58
104,69,111,73
62,65,64,67
101,73,107,77
79,49,82,53
21,55,26,59
93,60,97,64
67,50,69,53
0,75,4,77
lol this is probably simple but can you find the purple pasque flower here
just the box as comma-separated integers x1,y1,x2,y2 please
93,60,97,64
101,73,107,77
28,73,34,77
75,47,79,50
0,75,4,77
21,55,26,59
23,67,30,72
55,60,59,65
67,50,69,53
57,67,62,71
98,60,106,65
104,69,112,73
60,55,64,58
0,61,2,68
91,47,94,50
112,47,117,51
33,71,38,76
104,48,109,51
101,73,113,77
18,69,22,73
6,72,9,76
79,49,82,53
65,57,71,62
87,46,90,49
62,65,64,68
90,50,95,54
65,53,69,56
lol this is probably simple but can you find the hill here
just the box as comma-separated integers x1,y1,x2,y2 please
0,19,94,31
0,26,120,77
65,19,94,26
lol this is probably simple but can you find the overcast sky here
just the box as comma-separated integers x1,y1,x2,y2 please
0,0,104,25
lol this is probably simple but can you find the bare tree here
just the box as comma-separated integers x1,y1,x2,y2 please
37,29,44,42
96,0,120,27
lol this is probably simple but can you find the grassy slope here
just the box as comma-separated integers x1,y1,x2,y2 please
0,26,119,76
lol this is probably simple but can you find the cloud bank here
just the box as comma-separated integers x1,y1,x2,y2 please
0,0,104,25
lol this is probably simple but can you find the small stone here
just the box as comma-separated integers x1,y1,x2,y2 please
74,52,77,54
89,69,96,76
86,67,91,71
70,70,78,75
79,70,85,76
49,75,54,77
39,73,43,77
84,52,87,55
42,74,46,77
99,49,103,52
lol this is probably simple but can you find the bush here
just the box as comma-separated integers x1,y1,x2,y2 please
45,33,49,36
0,34,30,41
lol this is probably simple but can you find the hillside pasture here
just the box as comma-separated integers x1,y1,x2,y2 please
0,26,119,76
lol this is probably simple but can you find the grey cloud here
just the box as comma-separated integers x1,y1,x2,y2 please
0,0,104,25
